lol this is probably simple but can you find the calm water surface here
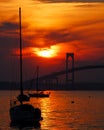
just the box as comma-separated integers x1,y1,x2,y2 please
0,90,104,130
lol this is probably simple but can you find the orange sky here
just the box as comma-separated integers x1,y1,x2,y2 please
0,0,104,82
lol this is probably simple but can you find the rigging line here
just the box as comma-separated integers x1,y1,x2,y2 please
28,66,39,90
19,7,23,96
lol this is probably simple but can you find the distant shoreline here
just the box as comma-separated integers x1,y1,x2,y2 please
0,81,104,90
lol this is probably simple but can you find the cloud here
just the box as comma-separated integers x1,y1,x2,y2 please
0,4,104,63
0,21,30,48
0,22,18,31
20,19,104,53
1,18,103,58
23,28,79,48
33,0,104,3
0,0,12,3
0,21,19,49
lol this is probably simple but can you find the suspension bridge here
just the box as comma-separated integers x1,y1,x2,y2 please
31,53,104,90
39,64,104,79
39,53,104,81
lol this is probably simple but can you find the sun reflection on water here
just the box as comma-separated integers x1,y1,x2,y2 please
22,91,104,129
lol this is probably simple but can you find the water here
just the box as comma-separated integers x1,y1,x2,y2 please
0,90,104,130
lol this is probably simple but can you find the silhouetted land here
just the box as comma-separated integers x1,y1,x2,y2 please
0,81,104,90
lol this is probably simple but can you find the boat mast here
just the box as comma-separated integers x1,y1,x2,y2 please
19,7,23,97
36,66,39,93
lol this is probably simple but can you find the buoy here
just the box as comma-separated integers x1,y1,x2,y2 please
71,100,74,104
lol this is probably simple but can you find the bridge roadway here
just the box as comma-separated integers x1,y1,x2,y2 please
39,65,104,80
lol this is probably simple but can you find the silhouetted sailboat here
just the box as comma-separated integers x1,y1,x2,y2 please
28,66,50,98
9,7,43,124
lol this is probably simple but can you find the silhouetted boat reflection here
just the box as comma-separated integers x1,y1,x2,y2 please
10,121,41,129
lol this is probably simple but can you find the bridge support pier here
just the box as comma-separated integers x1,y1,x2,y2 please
66,53,74,87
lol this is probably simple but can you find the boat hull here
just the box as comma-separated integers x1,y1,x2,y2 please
28,91,50,98
10,104,43,123
28,93,50,98
17,94,30,102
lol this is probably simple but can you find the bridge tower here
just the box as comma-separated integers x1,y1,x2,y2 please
66,53,74,86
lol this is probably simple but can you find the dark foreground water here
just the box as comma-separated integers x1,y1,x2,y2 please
0,90,104,130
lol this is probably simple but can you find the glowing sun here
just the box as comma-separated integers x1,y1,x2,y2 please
33,46,58,58
37,49,55,58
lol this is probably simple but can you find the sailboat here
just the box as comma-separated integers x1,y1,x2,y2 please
28,66,50,98
9,7,43,124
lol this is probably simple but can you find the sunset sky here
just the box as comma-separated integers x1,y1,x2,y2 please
0,0,104,83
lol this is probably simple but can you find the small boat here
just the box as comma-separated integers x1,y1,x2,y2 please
17,93,30,102
28,66,50,98
28,91,50,98
9,7,43,124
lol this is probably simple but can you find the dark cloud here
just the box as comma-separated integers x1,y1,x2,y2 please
75,3,98,7
0,21,19,49
0,36,18,48
23,28,79,48
0,22,18,31
75,19,104,28
45,29,71,43
0,21,30,48
0,17,103,60
22,22,104,52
